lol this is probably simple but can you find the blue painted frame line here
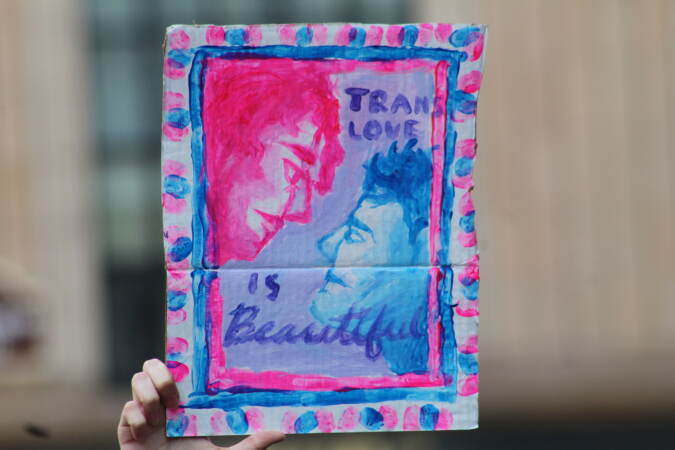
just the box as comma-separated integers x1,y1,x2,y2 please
188,44,464,409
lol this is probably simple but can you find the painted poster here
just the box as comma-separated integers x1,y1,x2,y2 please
162,23,485,437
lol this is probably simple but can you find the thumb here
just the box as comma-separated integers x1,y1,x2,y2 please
226,431,286,450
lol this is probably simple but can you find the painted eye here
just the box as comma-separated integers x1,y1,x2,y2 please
344,228,366,244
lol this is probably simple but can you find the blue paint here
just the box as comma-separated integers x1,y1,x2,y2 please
453,90,477,115
166,414,189,437
360,407,384,430
296,26,313,46
247,273,258,294
264,274,280,301
402,25,419,47
186,44,464,400
167,49,192,67
420,404,440,430
186,386,456,409
167,290,187,311
167,351,184,361
226,28,247,46
362,139,432,244
191,270,209,394
461,280,479,300
459,211,475,233
459,353,479,374
454,157,474,177
166,108,190,129
188,50,209,269
169,237,193,262
164,174,190,199
449,26,482,47
349,27,366,47
294,411,318,433
226,408,249,434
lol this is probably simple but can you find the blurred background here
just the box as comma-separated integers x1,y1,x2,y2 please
1,0,674,448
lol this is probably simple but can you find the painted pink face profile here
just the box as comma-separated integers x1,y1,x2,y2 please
202,59,344,265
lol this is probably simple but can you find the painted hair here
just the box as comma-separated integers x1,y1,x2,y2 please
361,138,432,244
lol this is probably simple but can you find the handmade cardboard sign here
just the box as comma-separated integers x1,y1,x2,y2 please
162,23,485,436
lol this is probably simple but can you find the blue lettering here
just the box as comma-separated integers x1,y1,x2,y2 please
223,303,259,346
368,89,388,113
345,87,369,111
265,274,280,301
348,121,362,140
363,120,383,141
391,94,412,114
404,120,419,138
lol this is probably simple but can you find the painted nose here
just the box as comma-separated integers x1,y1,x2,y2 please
318,225,348,261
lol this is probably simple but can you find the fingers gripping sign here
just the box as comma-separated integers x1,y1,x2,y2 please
118,359,285,450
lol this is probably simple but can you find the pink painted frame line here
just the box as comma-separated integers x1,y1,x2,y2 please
203,59,451,392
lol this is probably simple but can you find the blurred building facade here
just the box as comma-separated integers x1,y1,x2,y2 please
0,0,674,448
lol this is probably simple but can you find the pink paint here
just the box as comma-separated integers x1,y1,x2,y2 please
335,24,352,46
167,361,189,382
162,193,186,214
417,24,433,45
429,61,450,264
459,71,483,94
206,25,225,45
246,408,264,432
457,138,477,158
338,407,358,431
210,410,227,434
459,374,479,396
311,24,328,45
167,309,186,324
246,25,262,45
169,30,190,49
403,406,421,431
206,278,227,382
278,24,296,45
461,263,479,284
163,92,185,110
163,59,185,80
379,406,398,429
162,123,189,141
315,409,335,433
163,159,186,177
427,62,450,378
166,407,184,420
459,335,479,354
185,415,198,436
202,58,347,265
453,174,474,189
166,337,188,355
456,306,480,317
468,33,484,61
435,24,453,44
426,268,442,377
459,230,477,247
281,411,297,434
436,409,453,430
163,225,187,243
459,191,475,215
210,368,444,392
365,25,384,46
386,25,404,45
167,269,190,291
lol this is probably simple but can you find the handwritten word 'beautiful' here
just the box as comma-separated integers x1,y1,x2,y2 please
223,302,426,361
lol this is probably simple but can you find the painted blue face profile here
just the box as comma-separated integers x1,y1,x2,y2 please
311,139,433,375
